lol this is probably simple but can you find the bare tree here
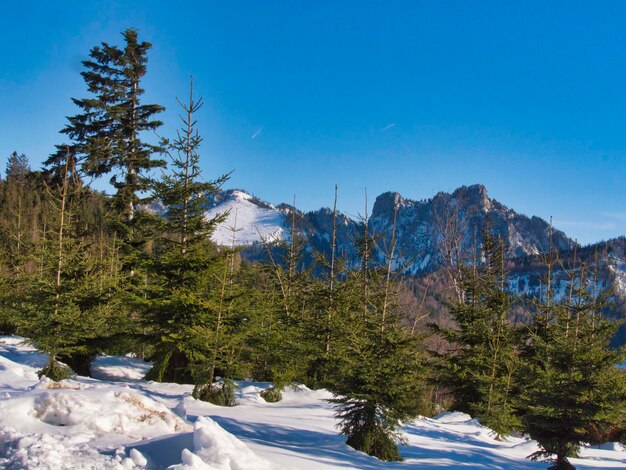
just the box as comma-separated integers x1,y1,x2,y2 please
433,195,469,304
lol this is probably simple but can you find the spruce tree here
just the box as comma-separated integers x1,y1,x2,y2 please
61,28,165,273
519,257,626,470
143,80,234,403
65,29,165,209
53,28,166,356
431,230,521,437
329,199,427,461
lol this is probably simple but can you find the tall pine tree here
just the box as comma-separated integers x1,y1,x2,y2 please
62,28,165,265
144,80,233,403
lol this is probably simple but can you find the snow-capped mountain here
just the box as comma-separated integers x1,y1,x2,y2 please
205,187,626,341
205,190,288,246
206,184,575,275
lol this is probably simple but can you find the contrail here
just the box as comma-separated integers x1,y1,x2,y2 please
251,127,263,139
380,123,396,132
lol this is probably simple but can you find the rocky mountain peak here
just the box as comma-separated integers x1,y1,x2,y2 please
450,184,491,212
372,191,405,218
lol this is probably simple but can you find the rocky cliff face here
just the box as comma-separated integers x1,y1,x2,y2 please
206,184,575,276
367,184,574,274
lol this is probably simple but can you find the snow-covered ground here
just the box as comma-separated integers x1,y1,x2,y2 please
0,336,624,469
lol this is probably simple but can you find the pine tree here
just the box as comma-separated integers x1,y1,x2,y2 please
519,256,626,470
143,80,234,403
329,199,427,461
431,231,521,437
10,148,115,380
66,28,165,210
51,28,167,357
61,28,165,270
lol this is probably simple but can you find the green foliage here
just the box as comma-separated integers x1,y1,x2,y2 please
5,149,120,380
57,29,166,315
326,204,427,461
243,224,313,390
38,359,72,382
432,232,521,437
63,29,165,221
260,386,283,403
340,401,403,462
518,263,626,469
193,378,237,406
143,80,246,400
330,307,426,460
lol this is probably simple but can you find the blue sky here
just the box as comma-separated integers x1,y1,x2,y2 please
2,1,626,244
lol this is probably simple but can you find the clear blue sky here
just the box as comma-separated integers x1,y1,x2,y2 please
1,1,625,244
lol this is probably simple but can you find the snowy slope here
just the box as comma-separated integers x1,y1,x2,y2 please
205,191,288,246
608,253,626,299
1,336,625,469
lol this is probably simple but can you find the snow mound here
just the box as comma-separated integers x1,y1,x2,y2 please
591,441,625,451
169,416,271,470
0,427,147,470
32,386,191,439
0,354,39,381
432,411,474,424
0,336,49,371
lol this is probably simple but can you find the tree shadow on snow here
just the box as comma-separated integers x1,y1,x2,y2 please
201,416,392,469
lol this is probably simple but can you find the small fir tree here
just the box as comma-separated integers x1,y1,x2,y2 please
329,199,427,461
11,149,115,379
519,256,626,470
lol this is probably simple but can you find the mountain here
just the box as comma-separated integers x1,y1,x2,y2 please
368,184,574,274
157,185,626,344
205,190,287,246
205,184,575,275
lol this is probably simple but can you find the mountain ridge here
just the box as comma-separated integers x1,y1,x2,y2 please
206,184,576,273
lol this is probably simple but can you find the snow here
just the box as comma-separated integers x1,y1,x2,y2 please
0,335,625,469
168,416,271,470
205,191,287,246
91,355,153,382
608,254,626,299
